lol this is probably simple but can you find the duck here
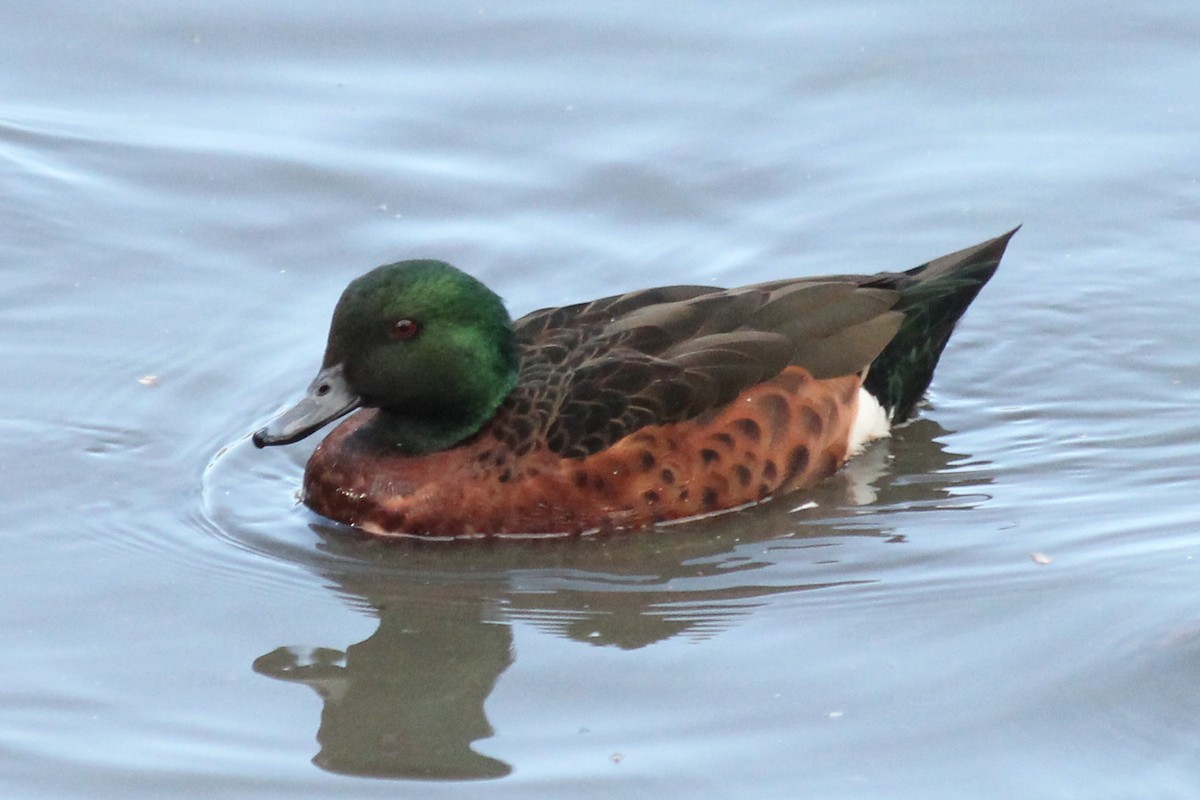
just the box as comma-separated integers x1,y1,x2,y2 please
253,229,1016,538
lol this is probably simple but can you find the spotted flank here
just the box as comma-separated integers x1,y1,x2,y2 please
254,229,1016,537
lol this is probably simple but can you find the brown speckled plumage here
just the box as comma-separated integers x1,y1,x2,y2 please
306,366,860,537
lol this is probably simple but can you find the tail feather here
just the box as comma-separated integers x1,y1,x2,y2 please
863,228,1018,422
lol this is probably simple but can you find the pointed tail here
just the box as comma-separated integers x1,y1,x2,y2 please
863,228,1018,422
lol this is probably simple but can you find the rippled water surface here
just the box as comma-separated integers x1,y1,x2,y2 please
4,2,1200,797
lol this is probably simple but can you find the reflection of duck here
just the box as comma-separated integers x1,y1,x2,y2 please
254,231,1015,537
253,588,513,780
252,423,991,780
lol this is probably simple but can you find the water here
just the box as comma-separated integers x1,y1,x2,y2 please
4,1,1200,797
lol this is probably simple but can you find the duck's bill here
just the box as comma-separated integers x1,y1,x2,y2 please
252,364,361,448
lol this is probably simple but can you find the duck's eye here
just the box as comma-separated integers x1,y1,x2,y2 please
390,318,420,341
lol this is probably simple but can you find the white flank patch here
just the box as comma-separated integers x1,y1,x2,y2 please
847,388,891,457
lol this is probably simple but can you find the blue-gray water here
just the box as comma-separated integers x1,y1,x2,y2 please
4,2,1200,797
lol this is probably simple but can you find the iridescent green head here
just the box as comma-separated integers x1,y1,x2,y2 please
253,260,518,454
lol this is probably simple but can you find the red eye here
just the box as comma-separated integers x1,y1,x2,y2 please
391,318,420,340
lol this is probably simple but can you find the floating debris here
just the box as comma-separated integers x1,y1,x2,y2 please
137,375,159,387
1031,552,1053,565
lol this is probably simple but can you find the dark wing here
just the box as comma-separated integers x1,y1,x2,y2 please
497,278,905,458
513,284,724,344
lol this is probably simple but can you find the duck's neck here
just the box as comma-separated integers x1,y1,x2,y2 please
365,375,516,455
361,412,486,454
